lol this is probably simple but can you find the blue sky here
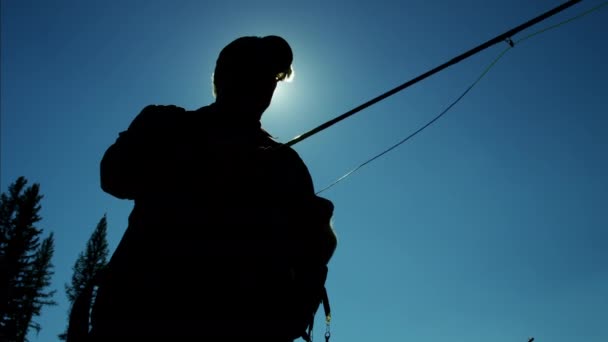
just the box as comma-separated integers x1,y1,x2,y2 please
1,1,607,341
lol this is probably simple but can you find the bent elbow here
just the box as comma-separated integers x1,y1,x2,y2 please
100,149,135,200
100,176,132,200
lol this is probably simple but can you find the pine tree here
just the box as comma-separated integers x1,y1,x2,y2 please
0,177,56,342
20,234,56,339
59,215,109,340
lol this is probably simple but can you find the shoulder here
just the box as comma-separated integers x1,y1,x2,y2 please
258,132,301,159
269,141,310,175
134,104,187,121
128,104,187,131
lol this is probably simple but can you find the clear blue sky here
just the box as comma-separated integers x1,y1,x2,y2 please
2,1,607,341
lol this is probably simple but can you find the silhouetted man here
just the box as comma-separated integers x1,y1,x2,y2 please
85,35,337,341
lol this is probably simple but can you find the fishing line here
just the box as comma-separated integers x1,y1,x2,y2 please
315,1,607,195
285,0,582,149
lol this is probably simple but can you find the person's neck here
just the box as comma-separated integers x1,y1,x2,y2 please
214,99,263,120
209,101,263,130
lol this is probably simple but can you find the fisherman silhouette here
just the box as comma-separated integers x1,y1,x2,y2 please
68,35,337,342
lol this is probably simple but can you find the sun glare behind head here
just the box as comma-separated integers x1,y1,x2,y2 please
284,66,295,82
277,66,295,83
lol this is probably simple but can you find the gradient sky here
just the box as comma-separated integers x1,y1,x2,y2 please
1,1,607,341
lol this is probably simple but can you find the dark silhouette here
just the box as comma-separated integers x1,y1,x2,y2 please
0,177,56,341
82,35,337,341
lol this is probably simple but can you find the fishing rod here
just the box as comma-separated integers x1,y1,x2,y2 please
285,0,583,147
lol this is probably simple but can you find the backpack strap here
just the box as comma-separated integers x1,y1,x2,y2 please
322,287,332,342
302,286,332,342
322,286,331,324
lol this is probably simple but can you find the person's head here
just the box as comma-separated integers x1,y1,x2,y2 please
212,35,293,120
